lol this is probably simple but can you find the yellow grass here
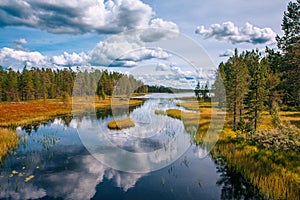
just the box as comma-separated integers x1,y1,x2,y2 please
107,117,135,130
0,128,19,162
0,96,143,163
173,99,300,199
280,111,300,128
160,101,225,144
177,101,218,111
0,97,144,127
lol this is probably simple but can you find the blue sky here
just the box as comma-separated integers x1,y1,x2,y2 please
0,0,291,88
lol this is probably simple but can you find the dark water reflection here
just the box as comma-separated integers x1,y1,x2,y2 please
0,94,265,199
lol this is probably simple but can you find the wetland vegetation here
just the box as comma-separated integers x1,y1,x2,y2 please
0,1,298,199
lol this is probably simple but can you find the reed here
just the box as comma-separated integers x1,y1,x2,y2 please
175,99,300,199
0,128,19,162
163,106,224,144
212,139,300,200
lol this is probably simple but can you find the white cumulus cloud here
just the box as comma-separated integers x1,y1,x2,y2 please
140,18,180,42
0,47,90,69
89,34,171,67
195,21,276,44
155,62,169,71
0,47,47,68
51,52,89,66
0,0,154,34
219,49,235,57
13,38,27,45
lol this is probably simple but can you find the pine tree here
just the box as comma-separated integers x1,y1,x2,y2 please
0,66,7,101
32,68,42,99
213,62,226,108
223,49,250,130
5,68,19,101
20,67,34,101
194,81,201,101
246,53,269,131
265,48,282,117
276,0,300,107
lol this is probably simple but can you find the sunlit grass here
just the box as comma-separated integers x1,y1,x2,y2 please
159,101,225,144
0,128,19,163
280,111,300,128
176,101,217,111
0,96,143,163
175,99,300,200
212,140,300,200
107,117,135,130
0,97,144,128
0,98,72,127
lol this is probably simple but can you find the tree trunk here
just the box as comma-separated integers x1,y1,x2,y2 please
233,101,237,130
254,87,258,131
239,107,243,122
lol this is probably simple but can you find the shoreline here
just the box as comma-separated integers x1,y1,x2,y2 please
172,99,300,200
0,97,145,128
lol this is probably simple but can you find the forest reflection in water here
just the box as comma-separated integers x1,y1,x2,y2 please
0,94,265,199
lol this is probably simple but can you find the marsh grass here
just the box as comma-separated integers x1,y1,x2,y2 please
212,111,300,200
0,128,19,163
0,96,144,163
0,97,144,128
107,117,135,130
161,102,225,144
212,139,300,200
174,99,300,200
0,99,72,127
176,101,217,111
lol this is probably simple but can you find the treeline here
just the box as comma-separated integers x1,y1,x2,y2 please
0,67,147,102
213,0,299,131
147,85,193,93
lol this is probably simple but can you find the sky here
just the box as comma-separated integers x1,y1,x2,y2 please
0,0,291,88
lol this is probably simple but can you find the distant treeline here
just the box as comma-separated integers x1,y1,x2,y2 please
213,1,299,131
147,85,193,93
0,67,147,102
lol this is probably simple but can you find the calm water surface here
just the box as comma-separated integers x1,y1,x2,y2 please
0,93,264,199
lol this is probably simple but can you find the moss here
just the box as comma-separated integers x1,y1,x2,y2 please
107,117,135,130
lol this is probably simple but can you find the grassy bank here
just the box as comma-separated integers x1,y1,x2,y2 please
0,96,144,164
0,96,144,128
0,128,19,163
156,100,225,144
107,117,135,130
212,129,300,200
173,99,300,200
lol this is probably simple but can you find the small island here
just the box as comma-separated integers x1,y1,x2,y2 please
107,117,135,130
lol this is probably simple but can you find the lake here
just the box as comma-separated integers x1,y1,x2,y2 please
0,93,265,199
